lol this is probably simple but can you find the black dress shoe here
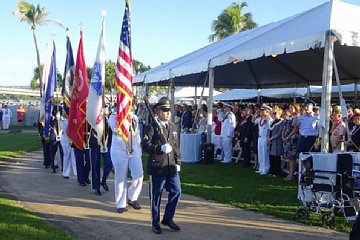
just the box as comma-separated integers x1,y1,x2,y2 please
44,165,50,169
128,200,141,210
94,189,101,196
161,219,180,231
63,176,69,179
85,178,91,184
55,165,59,169
52,169,56,173
152,226,162,234
79,182,86,187
116,208,128,213
101,182,109,191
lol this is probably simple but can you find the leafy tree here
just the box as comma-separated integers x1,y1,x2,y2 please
209,1,257,42
13,1,64,97
30,64,62,91
133,59,150,75
105,60,115,93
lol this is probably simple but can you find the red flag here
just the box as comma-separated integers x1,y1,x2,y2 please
67,31,89,149
115,0,133,142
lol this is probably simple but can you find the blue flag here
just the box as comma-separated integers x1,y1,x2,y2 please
44,41,57,137
62,36,74,118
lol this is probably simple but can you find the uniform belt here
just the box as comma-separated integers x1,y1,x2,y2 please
301,135,317,138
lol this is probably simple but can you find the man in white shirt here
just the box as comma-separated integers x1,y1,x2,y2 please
220,103,236,163
2,105,12,130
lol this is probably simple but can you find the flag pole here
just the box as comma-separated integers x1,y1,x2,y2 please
101,11,108,153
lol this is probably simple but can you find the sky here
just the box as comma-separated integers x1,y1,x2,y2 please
1,0,360,87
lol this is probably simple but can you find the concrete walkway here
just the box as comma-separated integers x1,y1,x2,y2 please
0,150,347,240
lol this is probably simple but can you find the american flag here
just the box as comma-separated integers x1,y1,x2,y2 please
115,0,133,142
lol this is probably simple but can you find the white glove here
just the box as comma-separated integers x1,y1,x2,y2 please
56,112,61,119
176,164,181,172
161,143,173,154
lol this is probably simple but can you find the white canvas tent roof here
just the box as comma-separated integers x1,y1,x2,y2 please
173,87,222,98
134,0,360,88
213,87,322,101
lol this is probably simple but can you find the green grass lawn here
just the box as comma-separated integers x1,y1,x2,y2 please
7,125,37,131
0,197,75,240
0,133,41,161
142,155,353,233
0,133,77,240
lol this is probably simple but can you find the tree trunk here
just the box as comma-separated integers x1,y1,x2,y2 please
32,28,42,97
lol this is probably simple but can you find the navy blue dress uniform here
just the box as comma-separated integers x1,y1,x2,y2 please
142,97,182,234
89,116,113,195
73,121,91,186
38,117,51,168
49,108,64,173
240,114,254,167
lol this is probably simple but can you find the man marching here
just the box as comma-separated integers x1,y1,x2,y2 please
89,107,113,196
142,97,182,234
109,111,143,213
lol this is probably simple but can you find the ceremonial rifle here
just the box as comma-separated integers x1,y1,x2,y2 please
143,96,168,145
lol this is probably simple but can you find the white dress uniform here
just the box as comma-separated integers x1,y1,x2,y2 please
220,111,236,163
109,113,143,209
60,119,77,177
2,107,12,129
257,117,272,174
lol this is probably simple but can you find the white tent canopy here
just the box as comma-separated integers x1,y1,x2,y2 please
134,0,360,88
213,89,259,101
213,87,322,101
312,83,360,95
173,87,221,98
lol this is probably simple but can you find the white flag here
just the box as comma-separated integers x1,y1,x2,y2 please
86,14,106,146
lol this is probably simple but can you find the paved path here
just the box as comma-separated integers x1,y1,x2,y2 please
0,150,348,240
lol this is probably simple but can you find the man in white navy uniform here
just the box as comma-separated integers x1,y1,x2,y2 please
109,111,143,213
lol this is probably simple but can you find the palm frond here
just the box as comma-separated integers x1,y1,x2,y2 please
38,19,65,29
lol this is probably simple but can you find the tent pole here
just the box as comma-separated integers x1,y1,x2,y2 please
194,85,197,107
320,31,335,153
170,79,175,123
207,67,214,143
306,84,311,100
257,89,261,103
145,84,150,125
355,80,358,101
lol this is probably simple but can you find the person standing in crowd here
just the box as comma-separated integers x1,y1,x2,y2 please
89,108,113,196
73,121,91,187
288,102,319,154
282,103,300,181
212,109,222,159
256,104,272,175
2,105,12,130
239,105,254,168
197,104,208,143
220,103,236,163
109,111,143,213
143,97,181,234
268,105,284,177
137,103,146,139
181,104,193,132
348,113,360,151
16,105,26,125
329,106,346,152
60,115,77,179
252,104,261,170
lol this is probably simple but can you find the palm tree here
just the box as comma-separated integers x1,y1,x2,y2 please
209,1,257,42
13,1,64,97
